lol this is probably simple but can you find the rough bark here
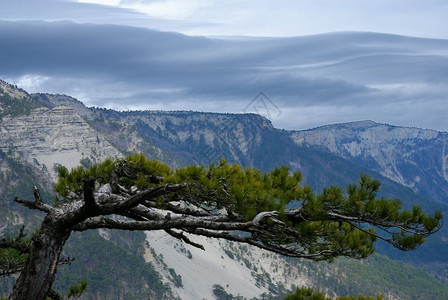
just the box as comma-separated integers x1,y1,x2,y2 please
9,217,70,300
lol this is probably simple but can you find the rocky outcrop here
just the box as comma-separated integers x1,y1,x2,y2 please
291,121,448,204
33,93,94,119
0,80,28,101
117,111,273,163
0,105,121,181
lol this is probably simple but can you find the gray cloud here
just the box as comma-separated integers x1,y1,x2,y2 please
1,21,447,131
0,0,211,33
0,0,138,22
3,0,448,39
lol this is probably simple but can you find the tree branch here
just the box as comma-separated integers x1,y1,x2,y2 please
143,201,212,217
184,228,347,260
164,229,205,250
98,183,195,214
14,197,53,214
0,226,30,254
33,186,43,203
326,209,439,237
0,260,26,276
46,289,63,300
0,239,30,254
83,177,97,212
252,211,280,225
73,215,253,232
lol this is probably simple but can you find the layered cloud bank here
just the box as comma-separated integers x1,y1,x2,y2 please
2,20,447,131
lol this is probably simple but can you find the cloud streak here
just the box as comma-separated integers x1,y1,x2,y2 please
0,21,447,131
4,0,448,39
78,0,448,38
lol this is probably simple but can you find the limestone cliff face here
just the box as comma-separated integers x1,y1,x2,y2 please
116,111,273,164
291,120,448,204
33,93,94,119
0,105,121,181
38,93,275,168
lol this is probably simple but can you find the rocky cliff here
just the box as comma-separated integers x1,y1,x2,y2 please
1,79,121,182
291,120,448,205
0,105,121,181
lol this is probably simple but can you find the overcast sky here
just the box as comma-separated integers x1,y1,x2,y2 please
1,0,447,131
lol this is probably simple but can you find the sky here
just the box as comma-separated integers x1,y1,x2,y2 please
1,0,448,131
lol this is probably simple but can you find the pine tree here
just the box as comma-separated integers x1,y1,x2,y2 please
1,154,442,299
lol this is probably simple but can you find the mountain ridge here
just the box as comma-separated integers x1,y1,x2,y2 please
300,119,447,133
1,80,447,298
291,121,448,205
31,90,448,208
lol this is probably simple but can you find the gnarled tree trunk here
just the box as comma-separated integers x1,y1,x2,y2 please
9,217,70,300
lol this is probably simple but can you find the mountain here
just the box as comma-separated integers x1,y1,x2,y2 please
0,81,121,181
1,80,447,298
291,121,448,281
291,121,448,205
35,89,448,282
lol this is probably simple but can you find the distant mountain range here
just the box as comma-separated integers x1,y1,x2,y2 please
292,121,448,205
1,79,447,298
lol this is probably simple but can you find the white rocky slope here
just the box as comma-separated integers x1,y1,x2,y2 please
144,231,310,300
0,105,121,181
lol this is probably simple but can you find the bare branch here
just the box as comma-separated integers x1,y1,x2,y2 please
14,197,53,214
123,205,165,221
185,228,346,260
83,177,97,212
252,211,279,225
46,289,63,300
73,215,253,232
143,201,212,217
33,186,43,203
164,229,205,250
99,183,194,214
